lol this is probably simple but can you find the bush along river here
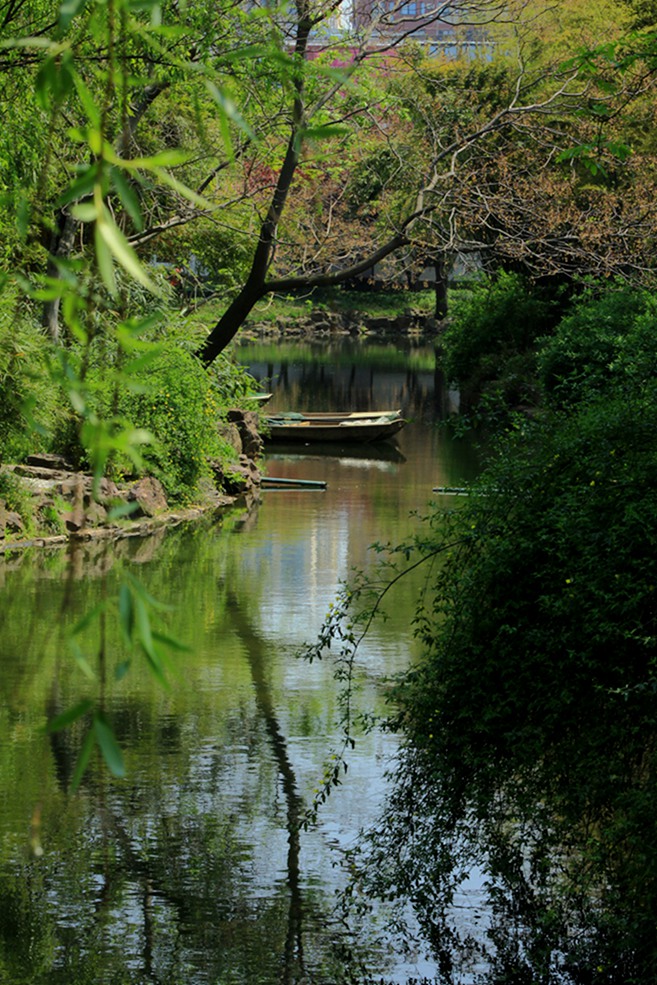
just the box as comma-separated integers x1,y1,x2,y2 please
0,338,480,985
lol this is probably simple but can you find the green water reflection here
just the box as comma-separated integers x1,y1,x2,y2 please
0,341,478,984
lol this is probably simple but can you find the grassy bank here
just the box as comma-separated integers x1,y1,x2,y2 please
185,287,439,334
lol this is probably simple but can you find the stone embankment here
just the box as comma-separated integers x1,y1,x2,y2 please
243,308,439,340
0,409,263,555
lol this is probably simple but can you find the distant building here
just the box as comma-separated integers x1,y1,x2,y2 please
351,0,490,56
280,0,490,59
353,0,457,39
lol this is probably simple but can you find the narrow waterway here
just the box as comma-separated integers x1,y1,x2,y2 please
0,339,479,984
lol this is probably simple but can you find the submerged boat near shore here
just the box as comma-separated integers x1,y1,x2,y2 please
264,410,406,444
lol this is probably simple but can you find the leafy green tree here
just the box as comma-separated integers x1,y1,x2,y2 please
438,270,560,409
7,0,647,361
622,0,657,27
371,0,657,309
0,0,268,786
321,285,657,982
537,283,657,407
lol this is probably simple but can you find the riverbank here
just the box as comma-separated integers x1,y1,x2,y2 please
240,306,442,342
184,287,448,345
0,410,263,556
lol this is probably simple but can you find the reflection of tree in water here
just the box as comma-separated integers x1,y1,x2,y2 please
1,726,317,984
254,344,447,423
228,594,306,985
1,497,425,984
0,606,361,983
226,595,388,985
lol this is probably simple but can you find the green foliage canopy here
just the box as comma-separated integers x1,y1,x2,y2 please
439,271,560,410
537,283,657,407
345,290,657,981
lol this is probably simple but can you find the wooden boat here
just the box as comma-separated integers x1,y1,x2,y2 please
267,409,401,423
264,412,406,444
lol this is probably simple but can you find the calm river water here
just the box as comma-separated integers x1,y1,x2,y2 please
0,339,479,984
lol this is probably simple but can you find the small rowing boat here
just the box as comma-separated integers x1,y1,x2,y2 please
267,409,402,423
264,412,406,444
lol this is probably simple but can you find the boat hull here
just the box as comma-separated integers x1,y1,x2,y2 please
266,409,401,423
265,417,406,443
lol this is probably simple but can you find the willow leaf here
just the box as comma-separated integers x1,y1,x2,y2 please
93,715,126,778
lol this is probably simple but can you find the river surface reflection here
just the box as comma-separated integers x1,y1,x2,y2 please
0,339,479,984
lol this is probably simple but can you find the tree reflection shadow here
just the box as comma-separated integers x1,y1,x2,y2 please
228,593,306,985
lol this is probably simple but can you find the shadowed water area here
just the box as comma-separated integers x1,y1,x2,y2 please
0,338,480,984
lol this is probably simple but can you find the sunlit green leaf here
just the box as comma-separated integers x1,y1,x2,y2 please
134,594,155,657
117,313,162,340
59,0,87,31
126,571,173,611
58,163,101,207
32,285,68,301
309,62,352,82
73,73,102,129
0,37,53,51
152,168,214,211
205,81,256,141
143,649,169,688
119,354,161,379
93,715,126,778
70,727,96,793
107,500,140,521
152,630,192,653
117,149,191,170
46,698,94,733
88,128,104,156
70,202,98,222
129,0,162,15
122,427,153,447
221,42,291,65
69,641,97,680
303,124,349,140
119,583,134,644
94,221,117,294
110,167,144,231
69,388,86,413
71,600,106,636
97,211,159,293
67,126,89,144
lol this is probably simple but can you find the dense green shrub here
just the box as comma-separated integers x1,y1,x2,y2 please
345,146,399,217
0,291,69,465
354,380,657,982
537,284,657,407
439,270,559,408
44,307,251,502
116,347,226,500
0,470,35,531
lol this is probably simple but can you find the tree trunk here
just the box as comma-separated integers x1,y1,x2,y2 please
197,279,267,366
196,231,410,365
42,210,78,341
434,254,448,321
